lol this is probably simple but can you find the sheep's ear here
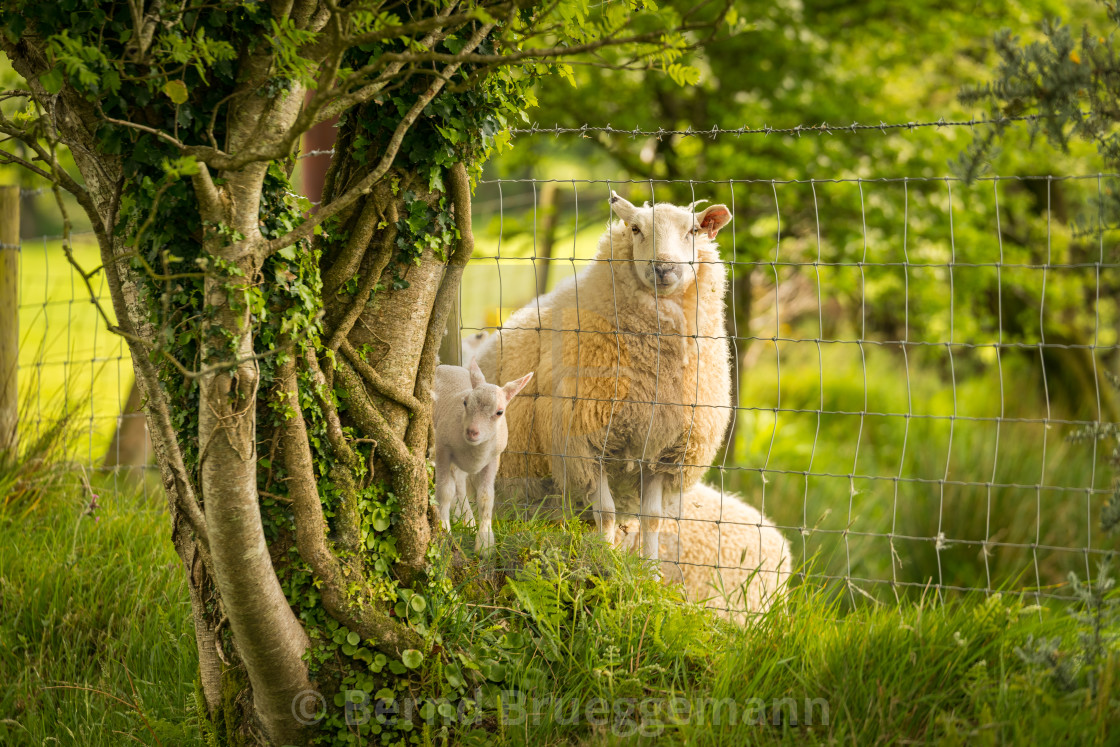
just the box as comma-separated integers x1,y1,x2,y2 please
469,358,486,388
609,191,638,223
697,204,732,238
502,371,534,402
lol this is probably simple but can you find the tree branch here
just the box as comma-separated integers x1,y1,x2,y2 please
257,19,494,259
406,161,473,451
286,357,427,650
340,339,423,414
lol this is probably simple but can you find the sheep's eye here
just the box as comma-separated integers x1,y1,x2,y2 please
631,224,641,234
495,410,504,417
690,226,701,235
463,398,468,407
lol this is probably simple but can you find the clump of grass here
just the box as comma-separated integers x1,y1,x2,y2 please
0,471,197,746
435,518,1118,746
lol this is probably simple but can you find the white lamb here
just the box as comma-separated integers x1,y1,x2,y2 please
475,192,733,561
431,360,533,553
618,482,792,622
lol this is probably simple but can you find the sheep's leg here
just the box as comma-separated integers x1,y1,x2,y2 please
434,449,457,531
591,462,617,544
639,469,665,563
452,469,474,526
469,460,499,554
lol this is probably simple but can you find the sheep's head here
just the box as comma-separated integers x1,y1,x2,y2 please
609,192,731,296
460,359,533,444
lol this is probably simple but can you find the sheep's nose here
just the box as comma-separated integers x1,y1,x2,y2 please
466,427,480,441
654,264,676,282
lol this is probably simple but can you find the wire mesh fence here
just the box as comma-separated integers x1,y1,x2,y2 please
458,170,1119,609
7,135,1119,614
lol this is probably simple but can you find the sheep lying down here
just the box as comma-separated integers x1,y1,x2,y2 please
617,482,792,621
475,193,734,562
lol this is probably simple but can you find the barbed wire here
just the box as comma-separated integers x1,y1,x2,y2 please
505,114,1046,140
293,114,1046,161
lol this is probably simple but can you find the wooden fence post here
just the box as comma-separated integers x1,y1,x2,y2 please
0,185,18,454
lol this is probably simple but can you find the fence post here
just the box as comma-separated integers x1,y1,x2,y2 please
0,185,18,454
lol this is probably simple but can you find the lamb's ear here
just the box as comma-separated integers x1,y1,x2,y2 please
501,371,534,402
697,204,732,238
609,191,638,223
469,358,486,388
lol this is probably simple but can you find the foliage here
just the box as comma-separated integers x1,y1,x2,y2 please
959,0,1120,235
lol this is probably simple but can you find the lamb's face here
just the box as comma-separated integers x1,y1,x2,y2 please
460,360,533,445
608,193,731,296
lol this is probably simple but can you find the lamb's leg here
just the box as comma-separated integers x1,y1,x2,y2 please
591,461,617,544
639,469,665,562
434,449,456,531
452,469,474,526
469,460,499,554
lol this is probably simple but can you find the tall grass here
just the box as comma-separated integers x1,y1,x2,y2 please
0,471,197,746
440,521,1118,746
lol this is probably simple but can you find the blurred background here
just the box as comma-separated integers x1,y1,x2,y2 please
5,0,1116,603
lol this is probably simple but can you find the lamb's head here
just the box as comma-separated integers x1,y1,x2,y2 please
460,359,533,444
608,192,731,296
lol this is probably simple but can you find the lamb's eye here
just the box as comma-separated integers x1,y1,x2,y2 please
495,410,504,417
631,224,641,234
463,398,468,407
690,226,701,235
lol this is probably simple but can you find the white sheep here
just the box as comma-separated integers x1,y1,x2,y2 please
618,482,792,622
475,192,733,561
431,359,533,553
460,330,489,366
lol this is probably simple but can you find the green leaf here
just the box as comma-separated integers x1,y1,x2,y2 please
409,595,427,613
163,79,189,105
40,67,64,94
346,631,360,646
401,649,423,669
373,516,390,532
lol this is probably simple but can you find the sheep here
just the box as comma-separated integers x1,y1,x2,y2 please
618,482,791,621
431,359,533,553
460,330,490,365
475,192,733,561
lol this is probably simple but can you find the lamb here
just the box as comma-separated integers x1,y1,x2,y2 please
474,192,733,561
618,482,792,622
431,359,533,553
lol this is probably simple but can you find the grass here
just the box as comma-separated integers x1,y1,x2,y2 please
438,519,1120,746
1,469,1117,745
0,464,197,746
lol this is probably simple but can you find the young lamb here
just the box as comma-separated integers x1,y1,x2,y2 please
431,359,533,553
618,482,792,622
474,192,733,561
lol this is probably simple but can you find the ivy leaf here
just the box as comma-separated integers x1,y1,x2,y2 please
401,649,423,669
163,79,189,105
40,67,64,94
